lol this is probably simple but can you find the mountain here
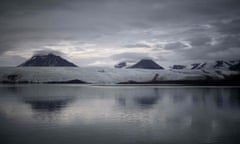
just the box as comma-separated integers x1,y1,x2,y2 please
230,61,240,71
170,60,240,70
114,61,136,68
128,59,164,69
190,61,232,70
18,53,77,67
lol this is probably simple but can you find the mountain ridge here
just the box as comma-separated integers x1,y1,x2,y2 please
170,60,240,71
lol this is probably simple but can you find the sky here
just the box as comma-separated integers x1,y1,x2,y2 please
0,0,240,67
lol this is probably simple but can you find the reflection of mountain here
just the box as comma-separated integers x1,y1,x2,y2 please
1,86,240,144
117,88,161,109
13,85,79,112
25,99,71,112
134,95,160,107
116,88,240,111
230,89,240,108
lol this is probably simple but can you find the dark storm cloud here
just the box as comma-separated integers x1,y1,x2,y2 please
0,0,240,66
145,0,240,25
0,0,100,16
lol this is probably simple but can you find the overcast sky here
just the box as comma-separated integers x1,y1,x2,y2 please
0,0,240,67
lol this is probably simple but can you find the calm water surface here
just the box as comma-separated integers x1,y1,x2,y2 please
0,85,240,144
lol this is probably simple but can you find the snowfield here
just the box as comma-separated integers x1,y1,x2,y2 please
0,67,239,84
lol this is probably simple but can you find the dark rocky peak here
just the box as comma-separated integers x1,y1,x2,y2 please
128,59,164,69
18,53,77,67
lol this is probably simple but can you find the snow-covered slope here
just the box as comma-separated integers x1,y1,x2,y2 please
0,67,238,84
170,60,240,70
190,61,232,70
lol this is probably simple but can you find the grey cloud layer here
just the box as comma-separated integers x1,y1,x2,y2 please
0,0,240,66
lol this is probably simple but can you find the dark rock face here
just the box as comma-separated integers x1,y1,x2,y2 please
230,62,240,71
25,99,70,112
191,63,206,70
214,61,231,68
171,65,186,70
115,62,127,68
18,53,77,67
128,59,164,69
190,61,231,70
170,60,240,71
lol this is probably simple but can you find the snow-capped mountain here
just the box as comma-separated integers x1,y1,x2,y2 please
190,61,232,70
171,60,240,71
114,59,164,69
128,59,164,69
18,53,77,67
0,56,239,84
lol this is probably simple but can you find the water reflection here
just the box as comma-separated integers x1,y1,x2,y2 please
0,85,240,144
134,89,160,107
25,99,71,112
117,88,161,109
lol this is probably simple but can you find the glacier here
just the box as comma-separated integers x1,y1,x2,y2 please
0,67,239,85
